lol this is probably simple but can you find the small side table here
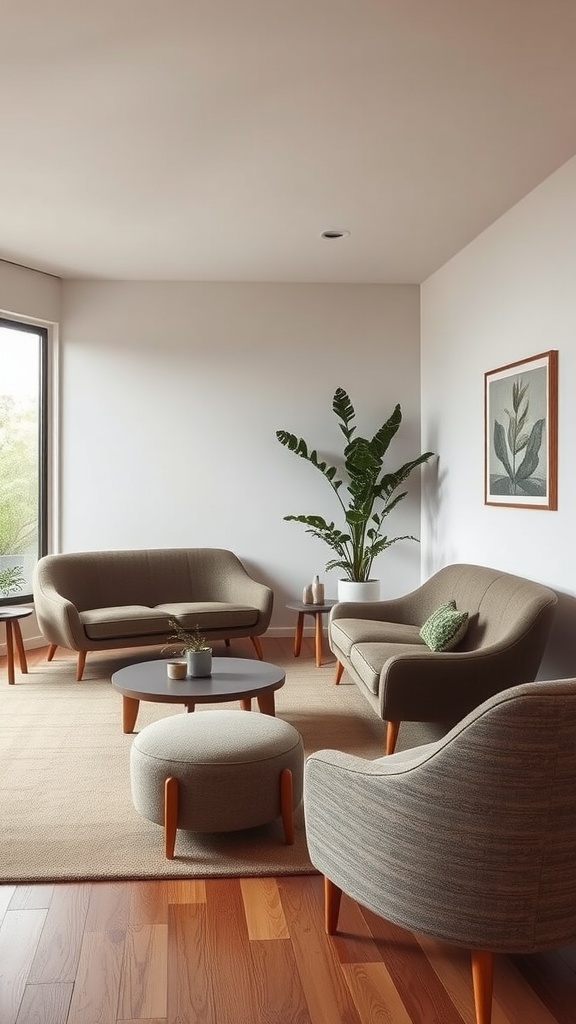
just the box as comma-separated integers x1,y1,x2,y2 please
1,606,33,685
286,600,337,668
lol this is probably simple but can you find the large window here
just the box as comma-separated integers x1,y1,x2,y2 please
0,317,48,605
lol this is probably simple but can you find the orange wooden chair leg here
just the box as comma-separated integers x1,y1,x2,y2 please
164,776,179,859
279,767,294,844
76,650,87,681
334,661,344,684
471,949,494,1024
47,644,58,662
324,876,343,934
386,720,400,755
250,635,264,660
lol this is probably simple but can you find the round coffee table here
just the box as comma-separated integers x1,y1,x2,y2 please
111,657,286,734
1,606,33,685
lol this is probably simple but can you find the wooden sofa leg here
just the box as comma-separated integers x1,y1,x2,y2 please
47,644,58,662
386,720,400,755
164,776,179,859
324,876,343,935
250,636,264,660
471,949,494,1024
335,661,344,684
76,651,87,681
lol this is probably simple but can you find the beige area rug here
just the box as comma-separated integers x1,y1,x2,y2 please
0,646,441,883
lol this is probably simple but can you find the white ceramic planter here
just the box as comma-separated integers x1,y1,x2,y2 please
186,649,213,677
337,579,381,602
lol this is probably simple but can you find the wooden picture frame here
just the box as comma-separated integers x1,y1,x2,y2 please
484,350,557,509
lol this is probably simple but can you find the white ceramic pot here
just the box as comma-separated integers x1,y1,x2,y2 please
337,579,381,602
186,649,213,677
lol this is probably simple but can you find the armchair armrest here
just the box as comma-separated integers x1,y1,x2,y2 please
380,638,544,722
33,579,86,650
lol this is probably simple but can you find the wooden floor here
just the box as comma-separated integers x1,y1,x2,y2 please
2,641,576,1024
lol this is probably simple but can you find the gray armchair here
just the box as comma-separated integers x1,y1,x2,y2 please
329,563,558,753
304,678,576,1024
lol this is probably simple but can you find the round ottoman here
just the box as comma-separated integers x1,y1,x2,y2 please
130,710,304,858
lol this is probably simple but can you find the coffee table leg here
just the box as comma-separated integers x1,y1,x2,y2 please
256,691,276,716
185,703,196,713
294,612,304,657
240,698,252,711
122,696,140,734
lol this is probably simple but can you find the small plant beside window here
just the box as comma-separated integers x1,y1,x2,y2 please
0,565,25,599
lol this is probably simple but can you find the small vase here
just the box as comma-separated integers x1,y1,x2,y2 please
302,584,313,604
311,575,325,604
186,649,213,677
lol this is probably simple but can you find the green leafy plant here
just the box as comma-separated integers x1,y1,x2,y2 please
276,387,434,582
0,564,25,599
492,377,545,496
162,619,211,654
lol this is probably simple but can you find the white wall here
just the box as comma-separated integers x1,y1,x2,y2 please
420,155,576,675
60,282,423,630
0,259,61,323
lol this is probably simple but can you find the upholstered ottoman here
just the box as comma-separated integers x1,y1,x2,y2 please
130,710,304,858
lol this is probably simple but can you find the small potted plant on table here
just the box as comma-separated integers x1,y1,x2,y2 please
163,619,213,678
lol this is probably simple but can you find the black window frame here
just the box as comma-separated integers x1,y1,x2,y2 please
0,315,49,606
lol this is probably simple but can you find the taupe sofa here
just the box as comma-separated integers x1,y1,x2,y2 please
33,547,273,680
329,563,558,753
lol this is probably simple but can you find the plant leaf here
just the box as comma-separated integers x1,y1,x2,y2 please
493,420,513,479
515,419,544,481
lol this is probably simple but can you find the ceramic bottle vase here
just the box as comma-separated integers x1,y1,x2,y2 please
312,575,325,604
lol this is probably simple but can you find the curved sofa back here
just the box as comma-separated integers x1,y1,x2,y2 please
400,563,558,651
34,547,271,613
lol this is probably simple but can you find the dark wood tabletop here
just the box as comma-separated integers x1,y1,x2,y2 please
111,656,286,732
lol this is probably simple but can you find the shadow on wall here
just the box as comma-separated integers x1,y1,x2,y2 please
539,590,576,680
421,449,455,578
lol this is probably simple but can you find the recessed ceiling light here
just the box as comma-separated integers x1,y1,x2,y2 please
321,229,350,239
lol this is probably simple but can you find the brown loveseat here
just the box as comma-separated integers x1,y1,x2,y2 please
33,547,273,680
329,562,558,753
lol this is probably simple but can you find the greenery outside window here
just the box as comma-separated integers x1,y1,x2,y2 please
0,317,48,604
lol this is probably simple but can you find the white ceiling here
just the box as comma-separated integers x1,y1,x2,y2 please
2,0,576,283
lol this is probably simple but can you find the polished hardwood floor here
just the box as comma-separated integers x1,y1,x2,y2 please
1,640,576,1023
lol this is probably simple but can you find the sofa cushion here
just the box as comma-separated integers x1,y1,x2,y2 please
156,603,259,630
331,618,424,659
420,601,469,652
81,606,172,640
350,641,426,696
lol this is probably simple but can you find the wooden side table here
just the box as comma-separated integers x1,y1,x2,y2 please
286,600,337,668
1,606,33,684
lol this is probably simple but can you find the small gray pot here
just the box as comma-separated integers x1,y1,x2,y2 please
186,649,213,677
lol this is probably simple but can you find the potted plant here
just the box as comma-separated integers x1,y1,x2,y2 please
0,565,26,601
276,387,434,601
163,619,213,677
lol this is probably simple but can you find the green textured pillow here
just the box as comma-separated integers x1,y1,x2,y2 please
420,599,469,652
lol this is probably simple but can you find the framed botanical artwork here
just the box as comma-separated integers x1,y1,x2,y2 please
484,350,558,509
